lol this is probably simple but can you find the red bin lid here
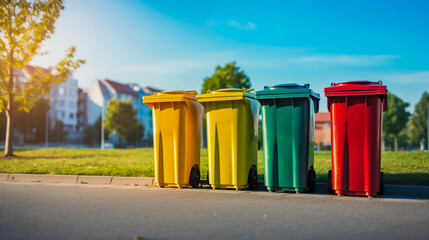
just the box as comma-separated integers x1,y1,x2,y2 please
324,80,387,97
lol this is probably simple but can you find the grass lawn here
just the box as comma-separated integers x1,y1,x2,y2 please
0,148,428,186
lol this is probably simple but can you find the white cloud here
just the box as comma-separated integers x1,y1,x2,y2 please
205,20,257,31
290,55,400,66
377,71,429,84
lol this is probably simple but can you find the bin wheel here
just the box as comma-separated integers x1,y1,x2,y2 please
307,169,316,193
248,167,258,190
189,166,200,188
328,170,334,194
379,172,384,196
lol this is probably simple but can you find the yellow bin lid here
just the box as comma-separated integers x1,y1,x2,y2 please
143,90,198,103
197,88,255,102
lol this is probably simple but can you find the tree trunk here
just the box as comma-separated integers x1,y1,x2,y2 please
394,137,398,152
4,108,14,157
4,62,14,157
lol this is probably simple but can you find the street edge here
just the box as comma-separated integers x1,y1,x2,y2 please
1,173,428,198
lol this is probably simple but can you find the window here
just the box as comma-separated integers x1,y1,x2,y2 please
58,100,65,107
70,89,77,97
58,87,65,96
70,113,74,119
69,102,75,108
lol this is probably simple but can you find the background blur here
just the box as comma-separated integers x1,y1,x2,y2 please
1,0,428,150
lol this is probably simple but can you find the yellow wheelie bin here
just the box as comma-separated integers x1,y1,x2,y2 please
143,91,204,188
197,88,260,190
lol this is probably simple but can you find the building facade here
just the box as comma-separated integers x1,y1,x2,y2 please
87,79,161,147
314,112,331,150
48,75,79,143
77,88,88,132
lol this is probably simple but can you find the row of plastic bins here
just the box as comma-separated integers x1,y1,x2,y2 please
143,81,388,197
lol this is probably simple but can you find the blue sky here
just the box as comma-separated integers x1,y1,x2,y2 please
31,0,429,112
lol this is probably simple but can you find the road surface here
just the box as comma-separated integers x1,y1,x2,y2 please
0,181,428,240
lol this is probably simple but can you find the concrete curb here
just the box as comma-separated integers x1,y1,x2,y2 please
314,183,429,198
111,177,154,186
1,173,428,198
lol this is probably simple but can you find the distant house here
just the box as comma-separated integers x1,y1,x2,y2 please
315,112,331,149
128,84,163,144
11,66,80,144
87,79,162,146
143,86,162,95
49,75,79,141
77,88,88,133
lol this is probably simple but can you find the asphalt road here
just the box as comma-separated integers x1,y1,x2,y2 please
0,182,428,240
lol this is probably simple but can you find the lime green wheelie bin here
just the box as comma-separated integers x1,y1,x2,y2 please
256,84,320,193
197,88,260,190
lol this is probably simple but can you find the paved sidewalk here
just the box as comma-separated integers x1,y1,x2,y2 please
1,173,428,198
1,181,428,240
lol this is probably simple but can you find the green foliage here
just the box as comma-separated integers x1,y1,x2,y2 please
382,93,411,149
0,0,84,155
201,61,251,94
105,98,144,146
0,0,85,112
0,98,50,142
49,119,68,143
15,98,50,143
84,116,110,146
409,92,429,147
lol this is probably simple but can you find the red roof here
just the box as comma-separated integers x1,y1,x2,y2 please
25,65,50,74
104,79,139,97
315,112,330,122
144,86,163,94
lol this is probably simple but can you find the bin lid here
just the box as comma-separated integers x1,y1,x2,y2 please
143,90,198,103
324,81,387,97
196,88,256,102
255,83,320,100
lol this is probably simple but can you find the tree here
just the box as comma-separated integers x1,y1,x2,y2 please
14,98,50,143
49,119,68,143
0,0,85,156
382,93,410,151
105,98,144,146
409,92,429,148
84,115,110,146
201,61,251,93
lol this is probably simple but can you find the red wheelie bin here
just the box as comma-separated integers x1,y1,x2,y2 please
324,81,387,197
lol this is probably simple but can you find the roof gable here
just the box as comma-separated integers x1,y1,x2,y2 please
103,79,139,97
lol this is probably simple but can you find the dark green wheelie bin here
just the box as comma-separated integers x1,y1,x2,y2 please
256,84,320,193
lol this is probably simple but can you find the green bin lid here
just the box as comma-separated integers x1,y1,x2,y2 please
256,83,320,100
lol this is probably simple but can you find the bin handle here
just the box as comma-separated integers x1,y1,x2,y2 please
331,83,335,87
378,80,383,85
242,87,254,92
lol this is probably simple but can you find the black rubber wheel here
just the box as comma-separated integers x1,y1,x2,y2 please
379,172,384,196
189,166,200,188
248,167,258,190
328,170,334,194
307,169,316,193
